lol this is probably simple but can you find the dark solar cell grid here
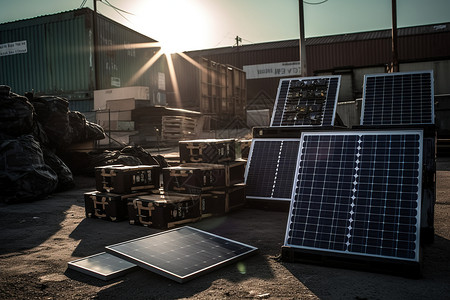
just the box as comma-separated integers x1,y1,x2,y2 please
285,131,422,262
361,71,434,125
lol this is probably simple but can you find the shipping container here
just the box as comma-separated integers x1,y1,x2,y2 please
0,8,165,112
167,56,246,129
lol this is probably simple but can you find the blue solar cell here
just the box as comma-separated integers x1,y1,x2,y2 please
245,138,300,201
270,76,341,127
105,226,257,283
361,71,434,125
285,130,422,262
68,252,137,281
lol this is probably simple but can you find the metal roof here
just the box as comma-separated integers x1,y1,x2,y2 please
186,22,450,56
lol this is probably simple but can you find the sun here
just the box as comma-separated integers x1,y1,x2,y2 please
133,0,211,54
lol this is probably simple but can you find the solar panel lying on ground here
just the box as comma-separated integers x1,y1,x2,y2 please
270,76,341,127
361,70,434,125
68,252,138,281
284,130,423,266
105,226,258,283
245,138,300,201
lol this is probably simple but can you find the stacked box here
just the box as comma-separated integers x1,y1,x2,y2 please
84,164,161,222
175,139,248,218
95,164,161,194
203,183,247,214
127,193,202,229
162,164,226,193
84,191,149,222
179,139,236,164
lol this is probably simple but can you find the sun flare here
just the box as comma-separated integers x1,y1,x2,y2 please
133,0,211,53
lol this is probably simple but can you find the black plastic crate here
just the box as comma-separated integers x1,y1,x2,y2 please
84,190,149,222
95,164,161,194
179,139,236,164
162,164,226,193
209,183,246,213
127,193,201,229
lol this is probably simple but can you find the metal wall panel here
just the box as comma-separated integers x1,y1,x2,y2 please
0,10,93,95
182,23,449,112
95,14,162,91
0,8,164,111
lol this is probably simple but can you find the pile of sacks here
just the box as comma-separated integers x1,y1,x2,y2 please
0,85,105,203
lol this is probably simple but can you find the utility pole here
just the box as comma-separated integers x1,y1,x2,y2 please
391,0,399,72
93,0,100,89
235,36,242,47
299,0,307,77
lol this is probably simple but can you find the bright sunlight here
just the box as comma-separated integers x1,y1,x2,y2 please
133,0,212,54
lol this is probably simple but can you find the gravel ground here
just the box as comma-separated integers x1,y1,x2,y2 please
1,158,450,300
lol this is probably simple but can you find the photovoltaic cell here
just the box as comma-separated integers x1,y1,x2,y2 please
68,252,137,281
285,130,422,262
270,76,340,127
105,226,258,283
245,138,300,201
361,71,434,125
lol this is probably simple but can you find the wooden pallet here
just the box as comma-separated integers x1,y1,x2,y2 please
162,116,197,141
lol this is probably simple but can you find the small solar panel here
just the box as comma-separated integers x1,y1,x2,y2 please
68,252,138,281
285,130,423,263
105,226,258,283
361,70,434,125
270,76,341,127
245,138,300,201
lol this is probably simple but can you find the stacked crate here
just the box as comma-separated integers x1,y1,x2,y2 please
84,139,247,229
176,138,246,216
161,115,197,142
127,192,203,229
84,164,161,222
128,139,247,228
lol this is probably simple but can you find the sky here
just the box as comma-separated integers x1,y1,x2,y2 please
1,0,450,53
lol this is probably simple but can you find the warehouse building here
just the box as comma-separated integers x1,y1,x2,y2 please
0,8,166,113
170,22,450,135
177,22,450,107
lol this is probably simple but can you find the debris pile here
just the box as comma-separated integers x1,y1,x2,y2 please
0,85,105,203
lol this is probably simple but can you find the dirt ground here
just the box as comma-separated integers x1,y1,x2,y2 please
1,158,450,300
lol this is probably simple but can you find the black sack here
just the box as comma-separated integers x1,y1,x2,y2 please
30,95,71,149
69,111,105,143
120,145,160,166
0,85,34,137
0,135,58,203
43,150,75,192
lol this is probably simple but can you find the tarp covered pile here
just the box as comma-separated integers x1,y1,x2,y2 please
0,85,105,203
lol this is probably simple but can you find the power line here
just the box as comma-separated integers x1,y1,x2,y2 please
304,0,328,5
101,0,135,15
100,0,134,23
79,0,88,8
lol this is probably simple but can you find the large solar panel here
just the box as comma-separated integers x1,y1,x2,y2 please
245,138,300,201
361,70,434,125
284,130,423,264
270,76,341,127
68,252,137,281
105,226,258,283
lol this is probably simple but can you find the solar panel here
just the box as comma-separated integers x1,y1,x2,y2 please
361,70,434,125
245,138,300,201
270,76,341,127
105,226,258,283
284,130,423,264
68,252,137,281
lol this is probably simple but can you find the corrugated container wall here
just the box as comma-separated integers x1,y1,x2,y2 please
0,8,164,111
0,10,93,95
95,13,163,91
